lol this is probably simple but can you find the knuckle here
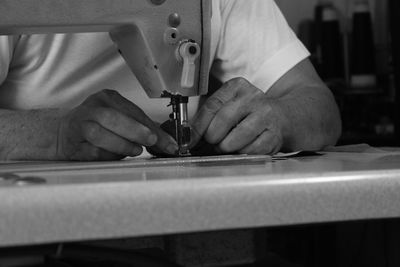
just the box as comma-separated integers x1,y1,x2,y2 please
222,113,240,131
239,119,259,138
204,96,225,112
95,107,115,125
253,110,269,126
217,109,232,123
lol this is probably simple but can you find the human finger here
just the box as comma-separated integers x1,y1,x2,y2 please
96,89,177,153
96,89,158,130
69,142,125,161
238,130,282,155
218,113,266,152
190,81,239,145
91,107,157,147
205,99,248,144
147,121,179,156
81,121,144,157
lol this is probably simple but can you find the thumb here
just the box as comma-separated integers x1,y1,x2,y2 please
190,81,239,147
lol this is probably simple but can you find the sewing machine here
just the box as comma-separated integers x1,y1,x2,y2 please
0,0,212,156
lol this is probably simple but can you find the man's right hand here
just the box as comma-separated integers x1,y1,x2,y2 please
56,89,178,161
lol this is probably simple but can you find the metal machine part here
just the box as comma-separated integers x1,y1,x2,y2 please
0,0,211,98
0,0,212,157
169,95,191,156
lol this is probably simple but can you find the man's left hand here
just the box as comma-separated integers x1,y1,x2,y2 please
190,77,287,155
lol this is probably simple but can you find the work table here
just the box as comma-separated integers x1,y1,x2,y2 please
1,148,400,248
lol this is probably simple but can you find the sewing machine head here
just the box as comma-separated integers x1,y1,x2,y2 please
0,0,212,156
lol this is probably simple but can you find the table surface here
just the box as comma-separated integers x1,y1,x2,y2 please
2,149,400,247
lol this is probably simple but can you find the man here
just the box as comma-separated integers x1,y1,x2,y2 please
0,0,341,161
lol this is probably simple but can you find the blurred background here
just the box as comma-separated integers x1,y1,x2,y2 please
277,0,398,147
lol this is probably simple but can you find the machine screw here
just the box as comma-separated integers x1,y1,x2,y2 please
164,28,180,45
168,13,181,27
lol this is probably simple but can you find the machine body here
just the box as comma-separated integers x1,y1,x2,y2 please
0,0,212,156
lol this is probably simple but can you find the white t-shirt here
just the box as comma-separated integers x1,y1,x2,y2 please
0,0,309,123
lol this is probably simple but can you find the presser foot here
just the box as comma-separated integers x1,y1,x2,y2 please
169,95,191,157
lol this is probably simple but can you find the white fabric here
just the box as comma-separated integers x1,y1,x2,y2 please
0,0,309,123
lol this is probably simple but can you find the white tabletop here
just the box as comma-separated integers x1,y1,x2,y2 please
1,150,400,247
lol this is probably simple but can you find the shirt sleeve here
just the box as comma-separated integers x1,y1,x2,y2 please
0,36,15,86
211,0,310,92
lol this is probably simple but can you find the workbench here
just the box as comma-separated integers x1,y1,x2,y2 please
1,146,400,265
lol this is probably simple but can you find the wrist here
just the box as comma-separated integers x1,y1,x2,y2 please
0,109,65,160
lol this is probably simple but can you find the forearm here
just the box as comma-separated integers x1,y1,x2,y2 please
0,109,62,160
274,85,342,152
